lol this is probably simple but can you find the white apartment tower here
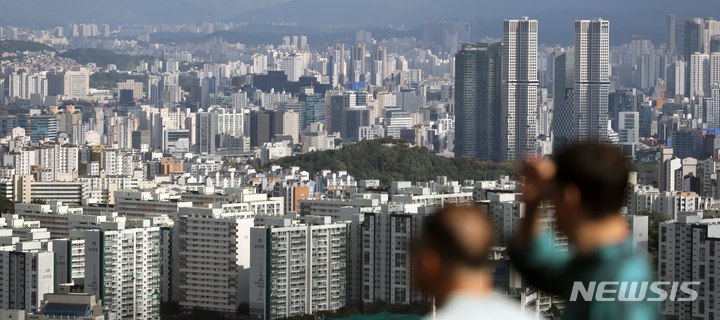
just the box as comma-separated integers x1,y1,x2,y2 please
690,53,710,97
361,205,434,305
249,218,348,320
573,18,610,143
281,54,302,82
502,17,539,160
175,207,255,315
84,221,161,320
659,215,720,319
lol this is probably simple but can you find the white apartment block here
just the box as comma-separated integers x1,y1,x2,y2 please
213,107,245,137
52,235,86,285
659,214,720,319
361,204,435,305
0,216,56,313
629,183,711,218
0,250,55,312
84,220,161,320
114,190,193,219
691,53,709,97
175,207,254,315
502,17,539,160
477,192,524,247
15,201,108,238
180,188,284,215
250,217,348,320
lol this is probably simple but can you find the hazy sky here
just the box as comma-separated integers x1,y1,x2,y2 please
1,0,718,45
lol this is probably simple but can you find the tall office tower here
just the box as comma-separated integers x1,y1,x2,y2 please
350,43,366,82
712,35,720,53
552,51,575,151
250,111,271,147
0,79,5,105
200,77,215,109
329,93,357,135
176,207,254,315
147,75,160,107
84,224,161,320
690,53,709,97
195,112,218,154
281,54,302,82
572,18,610,143
331,43,346,87
668,14,678,54
292,35,299,49
454,43,503,161
502,17,539,160
282,36,291,47
341,107,370,142
102,24,110,37
250,219,348,320
684,18,705,94
302,92,326,129
666,61,686,98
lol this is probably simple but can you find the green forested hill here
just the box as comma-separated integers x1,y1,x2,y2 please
59,49,156,71
0,40,55,53
267,138,518,187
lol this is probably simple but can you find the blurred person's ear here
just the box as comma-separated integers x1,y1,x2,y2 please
416,249,443,291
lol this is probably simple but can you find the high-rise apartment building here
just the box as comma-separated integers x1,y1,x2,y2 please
196,112,218,154
552,51,575,151
659,214,720,319
454,42,503,161
281,54,302,82
502,17,539,160
361,205,434,305
84,222,161,320
249,218,348,320
572,18,610,143
690,53,709,97
175,207,254,315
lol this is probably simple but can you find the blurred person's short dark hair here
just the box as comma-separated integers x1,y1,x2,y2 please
554,143,630,217
419,205,493,268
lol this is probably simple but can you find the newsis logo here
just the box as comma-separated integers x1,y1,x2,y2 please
569,282,701,302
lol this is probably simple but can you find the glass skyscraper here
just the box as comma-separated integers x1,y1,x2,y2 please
454,42,503,161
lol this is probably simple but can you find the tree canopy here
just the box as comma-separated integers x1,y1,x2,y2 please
0,40,55,53
59,48,156,71
266,137,518,187
90,71,148,90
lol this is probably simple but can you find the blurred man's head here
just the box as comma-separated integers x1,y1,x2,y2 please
414,205,494,303
551,143,630,233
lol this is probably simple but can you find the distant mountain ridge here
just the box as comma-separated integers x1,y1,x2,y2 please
2,0,720,45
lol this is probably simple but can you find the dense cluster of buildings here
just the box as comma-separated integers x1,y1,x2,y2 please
2,10,720,320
